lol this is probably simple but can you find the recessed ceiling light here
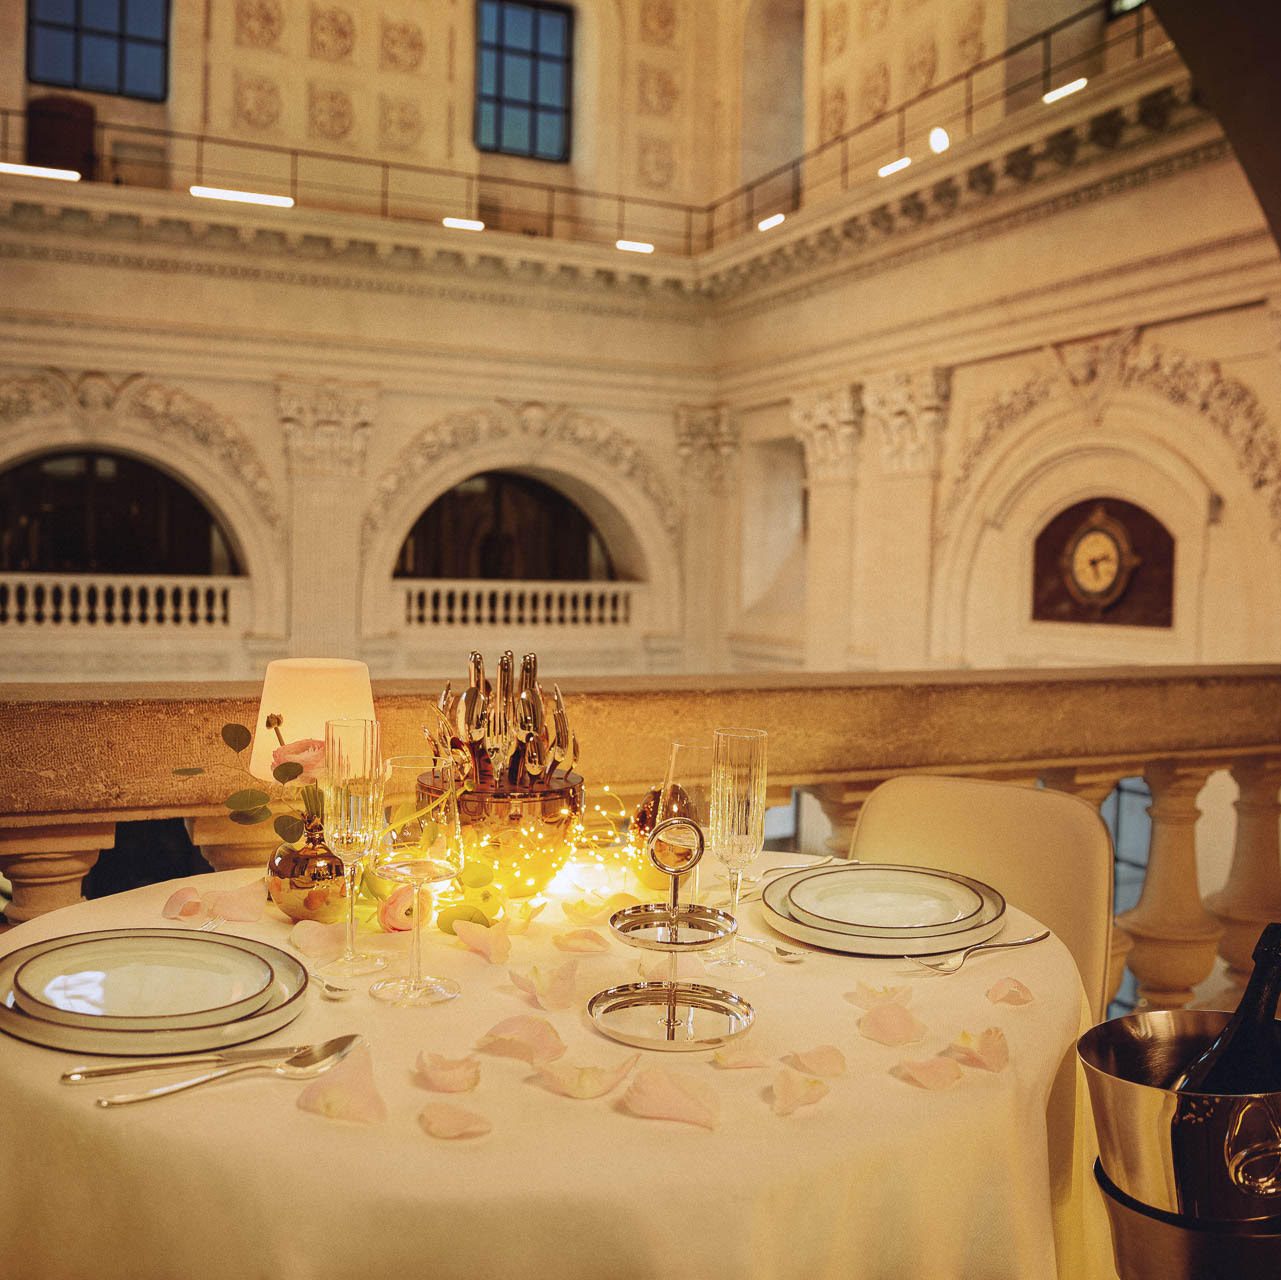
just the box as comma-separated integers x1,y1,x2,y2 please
442,217,485,231
928,127,950,154
0,161,80,181
757,213,786,231
616,239,655,254
189,185,294,208
877,156,911,178
1042,77,1088,104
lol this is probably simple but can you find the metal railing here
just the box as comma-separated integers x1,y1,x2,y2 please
402,578,638,630
0,2,1167,256
0,573,244,629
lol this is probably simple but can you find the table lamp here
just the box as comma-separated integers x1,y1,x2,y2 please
248,657,376,781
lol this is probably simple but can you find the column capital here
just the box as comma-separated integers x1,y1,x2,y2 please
278,377,378,478
863,367,952,475
675,404,739,491
790,384,863,482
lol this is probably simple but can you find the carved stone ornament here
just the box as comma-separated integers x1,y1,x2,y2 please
638,64,678,117
956,0,986,68
864,368,952,475
821,85,848,143
640,0,676,47
637,136,676,190
310,5,355,62
309,84,354,141
363,402,679,548
860,62,891,121
859,0,889,37
233,72,282,131
236,0,283,49
675,405,739,491
380,19,424,73
278,378,376,478
905,35,938,97
791,386,864,482
821,3,849,64
379,96,423,150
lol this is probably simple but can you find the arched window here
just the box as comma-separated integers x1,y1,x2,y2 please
396,470,616,581
0,450,241,574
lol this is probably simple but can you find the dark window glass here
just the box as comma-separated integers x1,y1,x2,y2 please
27,0,170,102
475,1,571,163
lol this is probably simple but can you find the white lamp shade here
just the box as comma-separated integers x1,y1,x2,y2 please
248,658,376,780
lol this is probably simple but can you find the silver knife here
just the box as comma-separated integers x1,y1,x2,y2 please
61,1042,310,1084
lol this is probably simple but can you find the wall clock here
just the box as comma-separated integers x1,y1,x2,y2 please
1060,505,1141,608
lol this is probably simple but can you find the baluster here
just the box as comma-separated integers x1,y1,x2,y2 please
808,780,882,856
69,583,80,624
1116,761,1222,1009
138,584,149,625
488,590,498,626
503,590,512,625
154,585,166,624
1205,757,1281,1001
16,583,28,624
122,585,134,625
51,583,63,625
446,589,456,625
624,591,632,624
34,583,46,624
220,586,230,625
0,582,8,624
172,586,183,625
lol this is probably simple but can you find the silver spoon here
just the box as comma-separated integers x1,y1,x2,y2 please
95,1034,362,1107
905,930,1051,975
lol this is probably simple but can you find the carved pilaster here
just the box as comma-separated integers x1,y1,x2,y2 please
863,367,951,475
675,404,739,492
790,385,863,483
0,823,115,923
278,377,377,478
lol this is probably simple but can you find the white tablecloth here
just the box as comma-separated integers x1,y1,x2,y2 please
0,865,1114,1280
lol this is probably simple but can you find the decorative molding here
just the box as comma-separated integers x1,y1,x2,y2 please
821,4,848,65
233,73,281,131
309,84,354,141
379,96,423,151
235,0,282,50
675,405,739,491
278,377,376,477
955,0,986,67
859,62,891,122
859,0,889,37
864,368,952,475
639,0,676,48
906,35,938,98
791,386,863,482
637,136,676,191
309,5,355,62
380,19,424,73
638,64,678,117
821,85,848,143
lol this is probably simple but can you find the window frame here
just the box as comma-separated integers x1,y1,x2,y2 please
26,0,170,104
474,0,573,164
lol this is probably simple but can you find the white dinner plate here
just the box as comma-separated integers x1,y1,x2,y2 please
0,929,308,1055
13,933,275,1031
787,865,985,936
761,866,1006,956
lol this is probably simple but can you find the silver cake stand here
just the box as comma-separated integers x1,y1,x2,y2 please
587,816,756,1051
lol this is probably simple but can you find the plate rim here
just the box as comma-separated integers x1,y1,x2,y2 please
785,864,986,936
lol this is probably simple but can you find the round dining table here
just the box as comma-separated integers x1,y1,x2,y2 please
0,858,1115,1280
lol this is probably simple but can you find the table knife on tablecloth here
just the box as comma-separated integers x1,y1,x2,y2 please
60,1042,311,1084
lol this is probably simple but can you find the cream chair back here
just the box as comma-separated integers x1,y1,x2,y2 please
849,775,1115,1021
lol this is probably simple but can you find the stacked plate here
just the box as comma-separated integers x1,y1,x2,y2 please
761,863,1006,956
0,928,308,1054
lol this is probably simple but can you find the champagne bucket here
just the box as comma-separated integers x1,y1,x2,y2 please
1078,1010,1281,1222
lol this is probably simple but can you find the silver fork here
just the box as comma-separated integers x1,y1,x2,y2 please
197,916,225,933
905,930,1051,974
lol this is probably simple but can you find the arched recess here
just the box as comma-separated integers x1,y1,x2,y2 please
359,402,680,643
741,0,804,190
0,369,284,638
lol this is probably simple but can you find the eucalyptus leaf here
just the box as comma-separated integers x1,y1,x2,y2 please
274,814,305,843
228,806,272,825
272,761,303,783
225,788,271,812
416,821,440,852
221,723,252,753
172,767,205,777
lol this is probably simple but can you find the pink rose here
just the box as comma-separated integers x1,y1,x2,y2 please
272,738,325,782
378,884,418,932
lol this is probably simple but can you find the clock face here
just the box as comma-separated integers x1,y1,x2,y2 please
1069,529,1122,597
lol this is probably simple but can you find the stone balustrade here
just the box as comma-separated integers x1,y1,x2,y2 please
2,664,1279,1015
402,579,641,632
0,574,245,630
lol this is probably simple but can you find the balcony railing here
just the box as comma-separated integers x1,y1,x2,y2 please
1,665,1278,1020
0,2,1167,256
0,573,245,629
401,579,638,631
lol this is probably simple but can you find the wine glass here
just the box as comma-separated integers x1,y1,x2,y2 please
705,727,768,979
319,718,387,980
369,754,464,1006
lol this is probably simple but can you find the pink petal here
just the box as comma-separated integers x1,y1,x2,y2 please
201,876,267,922
419,1102,491,1140
637,958,673,982
621,1067,719,1130
415,1052,481,1093
712,1043,770,1069
296,1044,387,1124
945,1028,1010,1073
562,893,640,925
162,887,204,920
894,1056,963,1091
553,929,610,954
772,1066,830,1116
533,1053,640,1099
454,918,512,965
475,1015,566,1064
377,885,416,932
508,959,579,1011
859,1002,928,1046
847,982,911,1009
290,919,345,960
782,1045,847,1077
987,977,1034,1005
505,901,546,936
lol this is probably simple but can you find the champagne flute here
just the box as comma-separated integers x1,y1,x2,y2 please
320,718,387,980
705,727,768,978
370,754,463,1006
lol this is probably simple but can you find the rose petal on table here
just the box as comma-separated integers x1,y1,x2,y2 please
553,928,610,954
508,959,579,1011
893,1056,963,1091
562,893,640,925
772,1067,830,1116
289,919,345,960
621,1067,719,1130
712,1043,770,1069
454,918,512,965
859,1002,928,1046
987,977,1035,1005
201,876,267,923
162,887,203,920
475,1014,567,1064
781,1045,847,1077
415,1052,481,1093
419,1102,491,1140
533,1053,640,1099
505,901,546,935
296,1044,388,1124
637,958,672,982
846,982,911,1009
377,884,416,932
944,1028,1009,1073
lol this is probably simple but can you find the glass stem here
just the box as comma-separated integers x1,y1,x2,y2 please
343,860,360,962
410,882,424,989
726,869,742,962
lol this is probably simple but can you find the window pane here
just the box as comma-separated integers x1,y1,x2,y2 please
535,110,563,160
500,107,531,153
503,4,534,50
477,100,497,148
123,39,164,97
480,48,497,95
536,58,563,107
502,51,532,102
79,32,120,91
125,0,167,39
480,0,499,43
31,25,76,83
34,0,77,24
537,9,567,56
82,0,122,33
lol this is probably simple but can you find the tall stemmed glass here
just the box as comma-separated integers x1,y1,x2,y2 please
651,742,713,904
370,754,463,1006
320,718,387,980
705,727,768,978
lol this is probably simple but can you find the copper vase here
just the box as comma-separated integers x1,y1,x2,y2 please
267,816,347,923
